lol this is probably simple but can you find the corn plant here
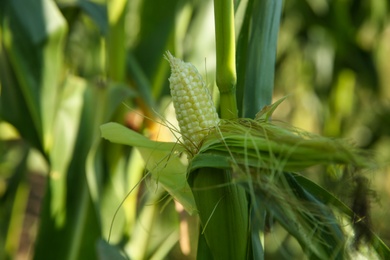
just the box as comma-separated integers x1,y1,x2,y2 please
101,0,390,259
1,0,390,259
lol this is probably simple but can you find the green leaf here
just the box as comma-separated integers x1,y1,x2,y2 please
254,96,287,121
235,0,252,116
104,83,137,122
126,53,156,111
138,147,197,215
0,43,42,151
100,122,177,151
96,239,128,260
283,173,345,259
34,80,103,260
0,0,68,153
80,0,108,35
100,122,197,214
133,0,180,79
47,75,88,227
237,0,283,118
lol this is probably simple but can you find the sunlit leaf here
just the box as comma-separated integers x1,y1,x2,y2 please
100,122,176,151
0,0,67,153
100,122,197,214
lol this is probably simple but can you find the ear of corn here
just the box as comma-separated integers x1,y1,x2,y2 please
166,52,250,259
165,51,220,156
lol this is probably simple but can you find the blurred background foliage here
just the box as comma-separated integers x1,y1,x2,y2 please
0,0,389,259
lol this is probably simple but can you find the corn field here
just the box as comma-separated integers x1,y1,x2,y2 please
1,0,390,259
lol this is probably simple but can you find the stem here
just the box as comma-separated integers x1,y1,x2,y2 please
189,1,250,258
214,0,238,119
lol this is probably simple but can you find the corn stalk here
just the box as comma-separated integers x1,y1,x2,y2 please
185,0,250,259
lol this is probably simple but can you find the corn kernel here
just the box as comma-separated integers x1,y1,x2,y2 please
165,51,220,155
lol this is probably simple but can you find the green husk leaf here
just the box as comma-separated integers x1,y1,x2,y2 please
188,167,249,260
193,117,371,173
187,98,377,259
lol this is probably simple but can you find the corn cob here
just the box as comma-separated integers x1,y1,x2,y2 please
165,51,220,155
